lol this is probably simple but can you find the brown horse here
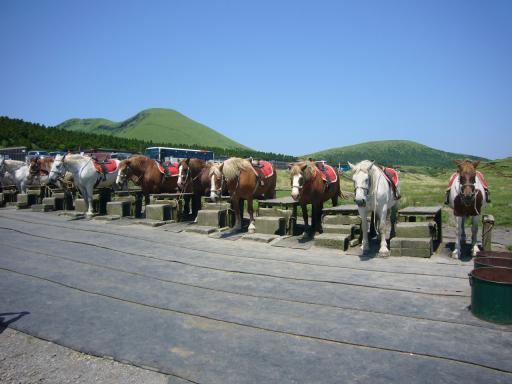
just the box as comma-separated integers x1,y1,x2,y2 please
209,157,276,232
28,157,74,190
116,155,179,205
290,160,342,237
447,159,488,259
177,158,213,218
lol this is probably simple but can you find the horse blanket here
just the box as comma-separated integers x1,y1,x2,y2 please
316,162,338,183
155,161,180,177
383,167,399,186
252,160,274,179
93,159,118,174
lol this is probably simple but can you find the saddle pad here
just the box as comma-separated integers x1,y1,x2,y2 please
383,167,399,186
318,163,338,183
156,161,179,176
447,171,488,189
93,159,118,173
253,160,274,178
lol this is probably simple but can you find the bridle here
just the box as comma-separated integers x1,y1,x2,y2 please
119,165,143,186
458,172,478,207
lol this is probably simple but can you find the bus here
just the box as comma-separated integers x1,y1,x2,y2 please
144,147,214,162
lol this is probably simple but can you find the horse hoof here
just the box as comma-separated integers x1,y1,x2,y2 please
451,251,460,260
378,252,390,258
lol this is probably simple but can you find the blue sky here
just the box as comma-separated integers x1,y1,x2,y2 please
1,0,511,158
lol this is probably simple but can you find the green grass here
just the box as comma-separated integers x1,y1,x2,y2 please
57,108,250,150
272,157,512,227
305,140,488,167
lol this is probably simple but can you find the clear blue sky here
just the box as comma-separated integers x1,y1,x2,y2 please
1,0,511,158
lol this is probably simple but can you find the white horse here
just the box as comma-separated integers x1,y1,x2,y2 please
448,160,487,259
349,160,399,257
49,154,120,217
0,156,31,192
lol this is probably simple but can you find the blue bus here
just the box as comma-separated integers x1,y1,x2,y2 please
144,147,214,162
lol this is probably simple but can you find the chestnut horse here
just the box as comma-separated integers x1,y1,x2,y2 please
448,159,488,259
209,157,276,232
290,160,342,237
28,157,74,189
177,158,213,219
116,155,179,205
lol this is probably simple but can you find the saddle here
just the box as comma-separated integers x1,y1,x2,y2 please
250,159,274,187
155,161,179,179
381,166,401,200
315,161,338,183
93,159,118,181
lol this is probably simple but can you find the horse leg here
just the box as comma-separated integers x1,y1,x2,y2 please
471,215,480,257
316,202,324,234
452,216,463,259
247,198,256,233
85,186,94,218
460,217,466,243
232,197,242,231
377,205,390,257
301,204,310,239
359,206,370,253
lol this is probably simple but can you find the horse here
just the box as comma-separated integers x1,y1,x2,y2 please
209,157,276,232
348,160,399,256
447,159,488,259
289,160,342,237
0,156,31,192
49,154,121,217
28,157,75,190
177,158,213,219
115,155,179,205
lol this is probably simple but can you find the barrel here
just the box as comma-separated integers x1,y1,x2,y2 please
470,267,512,324
476,250,512,259
474,257,512,270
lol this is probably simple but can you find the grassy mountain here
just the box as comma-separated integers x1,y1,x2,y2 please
57,108,249,150
305,140,489,167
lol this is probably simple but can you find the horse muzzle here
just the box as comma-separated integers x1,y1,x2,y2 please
355,198,366,207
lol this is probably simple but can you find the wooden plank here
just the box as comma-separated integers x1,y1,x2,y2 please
398,206,442,216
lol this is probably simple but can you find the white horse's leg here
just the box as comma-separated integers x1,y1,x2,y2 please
359,207,370,253
452,216,463,259
247,199,256,233
378,205,390,257
471,215,479,257
85,186,94,217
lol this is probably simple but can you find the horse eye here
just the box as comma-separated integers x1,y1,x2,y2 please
298,177,304,186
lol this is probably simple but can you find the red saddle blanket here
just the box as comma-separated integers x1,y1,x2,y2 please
448,171,488,189
253,160,274,178
155,161,180,177
383,167,399,186
316,162,338,183
93,159,118,174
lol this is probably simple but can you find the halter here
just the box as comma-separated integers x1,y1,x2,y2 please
210,171,226,196
291,166,317,200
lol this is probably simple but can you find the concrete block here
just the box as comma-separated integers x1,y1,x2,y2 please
26,187,42,196
0,193,4,207
74,199,87,213
16,193,29,208
321,224,355,236
395,222,435,238
43,197,64,211
254,216,286,235
314,233,350,250
107,201,132,217
390,237,433,250
31,204,54,212
185,225,218,235
323,215,362,225
203,202,231,211
145,204,172,221
196,209,228,227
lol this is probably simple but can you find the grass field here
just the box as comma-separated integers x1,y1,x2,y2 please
273,157,512,226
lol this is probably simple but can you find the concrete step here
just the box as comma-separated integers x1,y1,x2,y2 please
258,207,293,219
390,237,433,258
196,209,229,227
185,225,218,235
31,204,54,212
254,216,286,235
395,222,436,238
322,224,355,236
107,201,132,217
202,202,230,211
145,204,173,221
323,214,362,225
314,233,351,250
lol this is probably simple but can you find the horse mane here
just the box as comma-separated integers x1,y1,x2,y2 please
184,158,206,173
290,161,317,182
126,155,149,170
40,157,54,170
220,157,252,182
351,160,376,174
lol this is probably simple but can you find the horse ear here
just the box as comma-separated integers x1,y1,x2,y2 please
287,163,293,170
369,160,375,170
348,162,355,170
185,158,190,164
453,159,463,170
472,160,480,169
300,163,308,171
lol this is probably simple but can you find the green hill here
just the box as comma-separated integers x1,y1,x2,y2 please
57,108,249,150
305,140,489,167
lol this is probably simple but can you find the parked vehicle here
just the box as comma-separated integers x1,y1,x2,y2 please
25,150,49,163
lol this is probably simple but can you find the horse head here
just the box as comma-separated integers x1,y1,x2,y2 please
454,159,480,206
116,159,131,187
208,162,224,200
348,160,375,207
49,154,66,183
178,158,191,189
289,160,316,201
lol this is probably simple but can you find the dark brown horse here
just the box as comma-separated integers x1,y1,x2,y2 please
447,159,488,259
209,157,276,232
28,157,74,190
290,160,342,237
116,155,179,205
177,158,213,218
